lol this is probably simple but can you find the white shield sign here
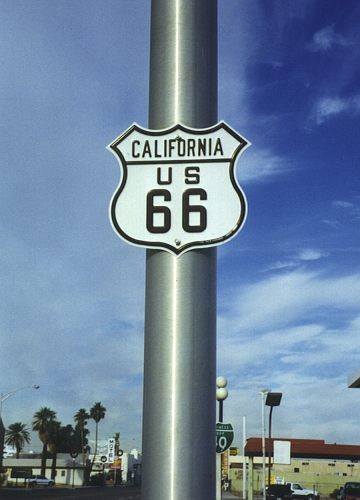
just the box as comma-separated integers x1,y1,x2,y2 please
108,122,249,255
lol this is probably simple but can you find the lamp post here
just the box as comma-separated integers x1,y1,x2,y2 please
0,385,40,419
216,377,228,500
259,389,270,500
0,385,40,471
265,392,282,488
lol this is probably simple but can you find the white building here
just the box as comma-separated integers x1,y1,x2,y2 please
3,454,86,486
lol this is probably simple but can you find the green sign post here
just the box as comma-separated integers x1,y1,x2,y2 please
216,422,234,454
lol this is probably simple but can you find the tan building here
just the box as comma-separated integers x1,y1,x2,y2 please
228,438,360,498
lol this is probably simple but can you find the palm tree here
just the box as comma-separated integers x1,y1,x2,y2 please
32,407,57,476
74,408,90,465
5,422,30,458
47,420,61,480
89,402,106,470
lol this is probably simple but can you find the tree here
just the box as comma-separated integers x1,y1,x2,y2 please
74,408,90,465
32,407,57,476
89,402,106,470
47,420,61,480
5,422,30,458
48,423,79,480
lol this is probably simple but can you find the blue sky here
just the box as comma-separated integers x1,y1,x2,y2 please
1,0,359,454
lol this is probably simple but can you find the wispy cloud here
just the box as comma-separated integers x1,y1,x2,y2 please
218,270,360,441
333,200,354,209
297,249,329,261
263,249,328,272
332,199,360,220
311,95,360,125
219,270,360,337
238,148,289,183
310,25,351,52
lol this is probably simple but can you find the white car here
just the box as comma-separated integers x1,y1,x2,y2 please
27,474,55,487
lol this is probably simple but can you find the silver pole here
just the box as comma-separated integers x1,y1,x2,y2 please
141,1,218,500
259,390,269,500
243,415,247,500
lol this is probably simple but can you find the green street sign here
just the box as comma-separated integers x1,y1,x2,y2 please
216,422,234,454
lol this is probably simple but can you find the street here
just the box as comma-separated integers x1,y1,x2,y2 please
0,485,141,500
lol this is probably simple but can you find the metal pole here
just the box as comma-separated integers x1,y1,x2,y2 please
142,1,218,500
72,459,75,488
219,400,224,424
260,392,267,500
243,415,247,500
268,406,274,487
217,400,223,500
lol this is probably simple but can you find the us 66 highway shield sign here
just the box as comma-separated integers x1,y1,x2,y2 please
108,122,249,255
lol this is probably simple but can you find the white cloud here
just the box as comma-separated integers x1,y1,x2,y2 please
332,199,360,220
263,249,328,272
217,269,360,443
313,97,349,124
310,26,350,52
333,200,354,209
219,269,360,340
297,249,329,261
311,95,360,125
237,148,289,183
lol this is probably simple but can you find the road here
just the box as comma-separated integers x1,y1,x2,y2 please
0,485,141,500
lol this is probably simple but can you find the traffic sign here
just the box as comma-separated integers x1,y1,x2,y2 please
216,422,234,454
108,122,249,255
100,455,107,463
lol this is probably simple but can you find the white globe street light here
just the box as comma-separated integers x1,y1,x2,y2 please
216,377,228,423
216,376,228,389
216,377,229,500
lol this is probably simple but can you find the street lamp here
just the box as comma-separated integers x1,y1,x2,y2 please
0,385,40,418
0,385,40,470
216,376,228,423
265,392,282,488
259,389,270,500
216,376,228,500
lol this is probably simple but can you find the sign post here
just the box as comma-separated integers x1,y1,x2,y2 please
108,1,249,499
141,2,219,499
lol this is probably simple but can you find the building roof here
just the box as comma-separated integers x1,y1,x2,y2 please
245,438,360,461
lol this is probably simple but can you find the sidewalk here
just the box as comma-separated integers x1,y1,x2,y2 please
222,492,241,498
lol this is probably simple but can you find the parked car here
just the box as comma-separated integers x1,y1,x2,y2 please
267,483,293,500
27,475,54,487
340,482,360,500
286,482,320,500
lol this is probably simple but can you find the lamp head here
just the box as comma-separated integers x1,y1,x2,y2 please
216,387,228,401
265,392,282,407
216,376,228,389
